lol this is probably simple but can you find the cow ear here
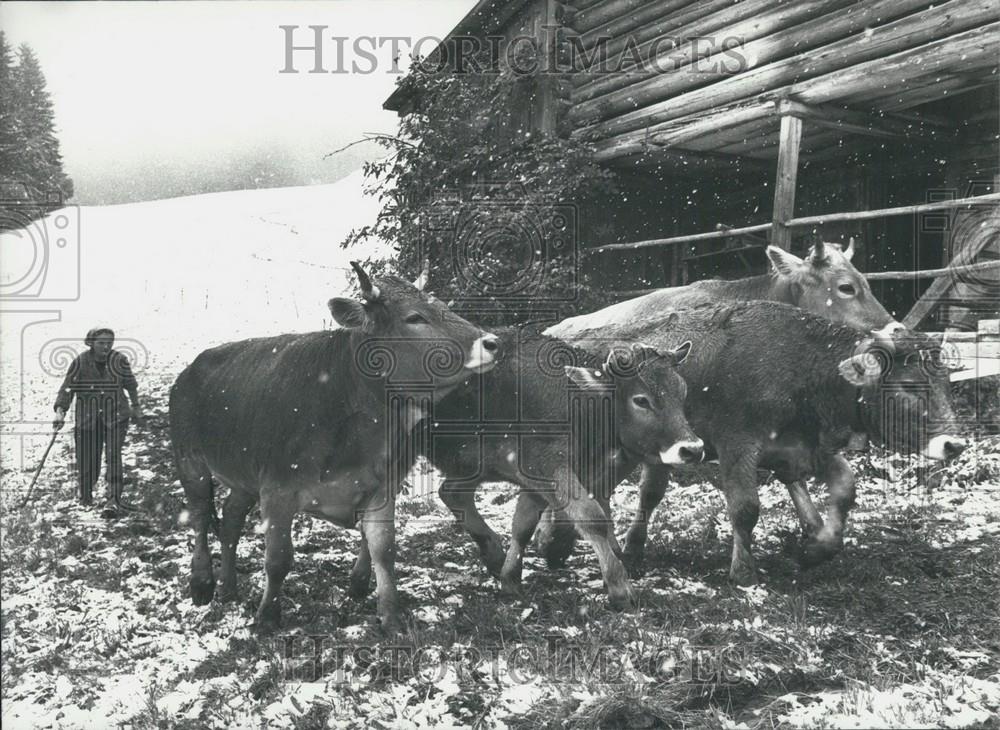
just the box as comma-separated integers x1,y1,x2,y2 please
837,352,882,386
767,246,805,277
328,298,369,329
669,340,692,365
564,366,607,389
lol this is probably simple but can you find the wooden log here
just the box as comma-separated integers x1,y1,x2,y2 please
647,102,775,149
867,259,1000,281
573,0,733,70
573,1,1000,146
570,0,658,34
572,0,932,126
575,0,691,50
770,114,803,250
778,99,951,141
573,0,854,109
788,24,1000,105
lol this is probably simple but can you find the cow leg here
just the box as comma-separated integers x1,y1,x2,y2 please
439,478,505,578
255,492,297,631
552,466,636,610
177,455,216,605
785,480,824,538
718,445,762,586
348,534,373,600
800,454,855,568
499,490,547,598
622,464,672,577
217,488,257,603
361,488,403,635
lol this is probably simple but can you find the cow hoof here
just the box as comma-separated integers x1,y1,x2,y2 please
347,576,373,601
622,550,645,579
190,576,216,606
728,563,758,586
379,614,405,636
217,589,238,604
797,538,840,569
254,604,282,633
607,587,638,612
253,618,281,635
498,580,524,602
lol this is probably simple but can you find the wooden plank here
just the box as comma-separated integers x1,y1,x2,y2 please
770,114,803,251
573,3,1000,147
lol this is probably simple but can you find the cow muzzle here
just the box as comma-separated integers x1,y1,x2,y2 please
924,434,968,461
464,333,500,373
660,438,705,465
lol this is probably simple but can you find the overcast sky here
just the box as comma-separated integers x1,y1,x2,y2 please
1,1,473,204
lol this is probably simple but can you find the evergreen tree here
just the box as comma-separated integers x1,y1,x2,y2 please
9,43,73,208
0,32,25,193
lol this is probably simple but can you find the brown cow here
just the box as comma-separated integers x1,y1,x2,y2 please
543,240,901,559
169,263,499,633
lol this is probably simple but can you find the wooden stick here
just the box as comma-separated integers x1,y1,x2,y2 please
19,430,60,509
788,192,1000,227
588,222,774,253
867,259,1000,281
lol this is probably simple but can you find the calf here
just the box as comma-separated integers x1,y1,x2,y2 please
350,327,701,608
543,302,966,584
169,263,499,632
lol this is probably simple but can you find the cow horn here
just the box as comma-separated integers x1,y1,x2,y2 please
871,321,905,353
350,261,381,302
844,237,856,261
810,242,828,264
413,259,430,291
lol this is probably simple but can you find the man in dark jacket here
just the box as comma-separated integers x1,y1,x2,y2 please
52,327,143,516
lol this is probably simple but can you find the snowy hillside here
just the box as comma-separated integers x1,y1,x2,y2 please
1,170,389,472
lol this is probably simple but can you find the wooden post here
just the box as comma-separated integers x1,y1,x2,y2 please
771,112,802,250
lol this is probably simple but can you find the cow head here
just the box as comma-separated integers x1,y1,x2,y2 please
329,261,499,387
837,327,967,461
565,342,704,465
767,239,896,333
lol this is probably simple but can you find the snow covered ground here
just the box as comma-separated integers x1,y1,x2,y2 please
1,178,999,729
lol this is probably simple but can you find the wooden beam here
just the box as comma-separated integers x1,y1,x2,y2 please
776,99,952,142
770,114,803,250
